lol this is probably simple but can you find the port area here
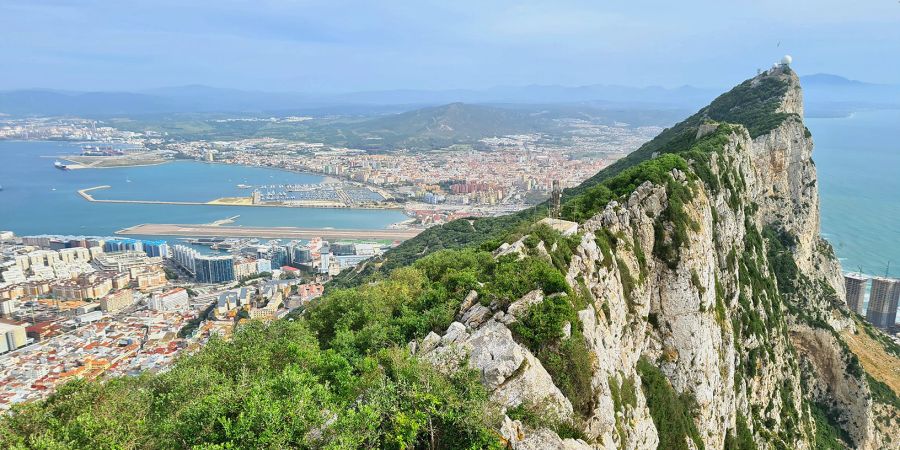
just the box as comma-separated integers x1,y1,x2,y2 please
76,185,402,210
116,223,423,241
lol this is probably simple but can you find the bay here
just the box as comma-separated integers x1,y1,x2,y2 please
0,141,407,238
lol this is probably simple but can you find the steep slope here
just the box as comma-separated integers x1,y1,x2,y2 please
3,68,898,450
413,67,899,449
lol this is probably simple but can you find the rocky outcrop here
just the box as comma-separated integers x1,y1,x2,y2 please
418,317,575,421
500,417,593,450
416,69,897,449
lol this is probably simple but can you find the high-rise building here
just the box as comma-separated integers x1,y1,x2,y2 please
331,242,356,256
149,288,190,311
319,253,331,274
104,238,143,253
844,273,868,316
172,245,199,274
0,320,27,353
291,247,311,264
195,255,235,283
866,277,900,330
270,246,289,268
143,240,169,258
132,266,166,291
100,289,134,313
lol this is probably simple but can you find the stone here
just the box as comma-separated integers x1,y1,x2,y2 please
419,331,441,354
461,303,492,329
507,289,544,318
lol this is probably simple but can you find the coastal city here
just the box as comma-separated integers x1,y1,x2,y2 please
0,116,660,225
0,230,382,410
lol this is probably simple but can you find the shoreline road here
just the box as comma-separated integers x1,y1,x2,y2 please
117,223,423,241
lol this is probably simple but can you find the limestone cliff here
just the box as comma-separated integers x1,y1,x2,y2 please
414,68,899,449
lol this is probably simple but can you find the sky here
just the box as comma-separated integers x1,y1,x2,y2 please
1,0,899,93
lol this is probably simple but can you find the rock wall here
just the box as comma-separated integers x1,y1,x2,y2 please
415,70,897,449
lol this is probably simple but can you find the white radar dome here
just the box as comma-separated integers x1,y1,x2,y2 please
781,55,793,65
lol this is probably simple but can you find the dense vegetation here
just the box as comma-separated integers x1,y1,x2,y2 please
637,358,705,450
1,235,585,449
330,207,547,289
0,320,501,449
809,402,853,450
567,71,791,199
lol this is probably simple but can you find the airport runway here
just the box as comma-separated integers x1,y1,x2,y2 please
116,223,423,241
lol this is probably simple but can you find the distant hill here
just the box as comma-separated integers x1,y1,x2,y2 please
800,73,900,117
306,103,557,151
0,83,717,118
800,73,869,87
0,89,171,116
4,74,893,121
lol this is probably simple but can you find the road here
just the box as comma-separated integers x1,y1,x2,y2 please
117,223,423,241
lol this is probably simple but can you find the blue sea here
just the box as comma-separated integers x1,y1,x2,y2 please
808,109,900,277
0,141,407,240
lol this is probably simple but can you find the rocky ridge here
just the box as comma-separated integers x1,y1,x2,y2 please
411,68,899,449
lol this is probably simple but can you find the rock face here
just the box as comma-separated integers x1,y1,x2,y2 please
421,317,575,421
418,69,899,449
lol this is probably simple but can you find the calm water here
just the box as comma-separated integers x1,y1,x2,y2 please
808,109,900,277
0,141,407,238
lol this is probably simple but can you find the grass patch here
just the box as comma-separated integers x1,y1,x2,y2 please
637,358,705,450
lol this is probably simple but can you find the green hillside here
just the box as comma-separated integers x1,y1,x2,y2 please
304,103,558,151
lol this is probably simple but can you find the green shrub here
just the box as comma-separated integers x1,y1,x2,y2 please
866,374,900,409
618,257,636,308
637,358,705,450
537,337,595,417
810,402,852,450
510,295,575,350
724,413,757,450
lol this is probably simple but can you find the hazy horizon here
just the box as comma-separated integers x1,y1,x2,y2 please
2,1,899,93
